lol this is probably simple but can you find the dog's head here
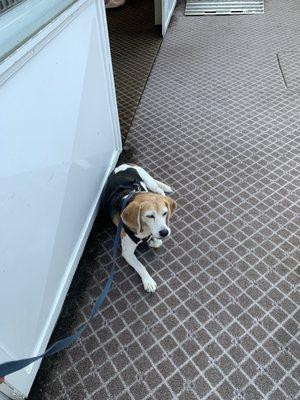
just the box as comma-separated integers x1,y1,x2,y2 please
121,193,176,239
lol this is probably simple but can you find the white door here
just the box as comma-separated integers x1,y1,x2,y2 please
0,0,121,398
162,0,177,36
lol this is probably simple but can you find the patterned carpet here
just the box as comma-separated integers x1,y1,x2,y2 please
29,0,299,399
106,0,162,140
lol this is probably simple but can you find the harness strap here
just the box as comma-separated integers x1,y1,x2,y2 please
123,224,141,244
0,193,134,378
123,224,151,244
106,180,142,210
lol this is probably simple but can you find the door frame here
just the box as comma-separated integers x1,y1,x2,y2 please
154,0,177,36
162,0,177,36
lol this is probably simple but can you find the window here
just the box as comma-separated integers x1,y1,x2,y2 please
0,0,77,63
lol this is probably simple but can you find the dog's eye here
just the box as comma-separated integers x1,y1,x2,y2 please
146,214,155,219
163,211,168,216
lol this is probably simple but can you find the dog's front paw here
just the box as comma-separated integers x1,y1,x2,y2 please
142,276,157,292
149,238,163,248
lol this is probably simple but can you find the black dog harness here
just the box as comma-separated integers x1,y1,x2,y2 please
102,167,152,244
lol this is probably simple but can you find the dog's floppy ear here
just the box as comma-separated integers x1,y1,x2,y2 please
165,196,177,221
121,201,141,233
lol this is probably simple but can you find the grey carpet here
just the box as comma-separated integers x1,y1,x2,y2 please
29,1,299,399
106,0,162,140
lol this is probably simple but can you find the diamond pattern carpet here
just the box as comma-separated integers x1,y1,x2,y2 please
106,0,162,140
29,1,299,399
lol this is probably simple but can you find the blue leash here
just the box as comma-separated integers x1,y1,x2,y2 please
0,194,133,378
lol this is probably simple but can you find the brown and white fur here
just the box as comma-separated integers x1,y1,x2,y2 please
111,164,176,292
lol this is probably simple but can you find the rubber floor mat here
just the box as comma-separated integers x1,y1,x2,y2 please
185,0,264,15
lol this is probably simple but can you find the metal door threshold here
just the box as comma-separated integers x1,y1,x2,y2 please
185,0,264,15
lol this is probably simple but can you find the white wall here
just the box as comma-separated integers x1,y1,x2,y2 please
0,0,121,397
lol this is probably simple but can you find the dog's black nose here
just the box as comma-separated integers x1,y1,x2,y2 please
159,229,169,238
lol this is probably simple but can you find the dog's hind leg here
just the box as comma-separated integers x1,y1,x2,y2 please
155,180,173,194
134,166,165,195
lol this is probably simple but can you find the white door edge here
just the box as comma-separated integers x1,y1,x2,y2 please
162,0,177,36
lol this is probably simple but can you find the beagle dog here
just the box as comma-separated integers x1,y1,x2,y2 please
102,164,176,292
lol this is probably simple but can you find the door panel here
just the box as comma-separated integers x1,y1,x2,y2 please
162,0,177,36
0,0,121,397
